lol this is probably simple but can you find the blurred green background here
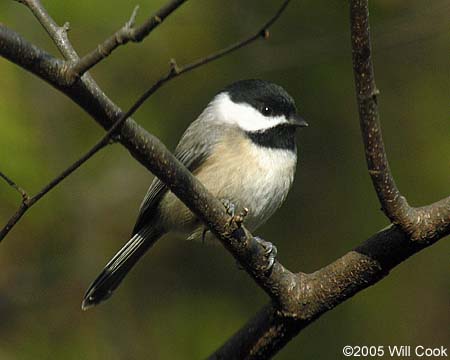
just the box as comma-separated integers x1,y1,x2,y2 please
0,1,449,359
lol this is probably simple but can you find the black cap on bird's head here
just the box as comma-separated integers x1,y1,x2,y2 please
222,79,308,128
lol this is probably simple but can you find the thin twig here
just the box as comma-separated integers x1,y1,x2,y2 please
18,0,187,81
0,0,291,242
164,0,291,77
0,171,29,201
67,0,187,81
0,141,109,240
96,0,293,139
15,0,78,61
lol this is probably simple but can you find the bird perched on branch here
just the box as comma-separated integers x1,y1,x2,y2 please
82,79,308,310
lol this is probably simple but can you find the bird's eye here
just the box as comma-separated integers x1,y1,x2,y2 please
261,106,273,116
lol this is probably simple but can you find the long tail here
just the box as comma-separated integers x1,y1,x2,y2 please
82,226,162,310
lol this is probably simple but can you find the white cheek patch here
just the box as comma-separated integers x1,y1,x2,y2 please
213,93,288,132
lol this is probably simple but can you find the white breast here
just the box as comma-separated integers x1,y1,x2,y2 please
240,142,297,230
195,134,297,232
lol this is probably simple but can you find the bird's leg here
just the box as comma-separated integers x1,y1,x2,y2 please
254,236,278,272
219,202,275,271
202,200,248,244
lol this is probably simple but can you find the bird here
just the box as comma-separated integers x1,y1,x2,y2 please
82,79,308,310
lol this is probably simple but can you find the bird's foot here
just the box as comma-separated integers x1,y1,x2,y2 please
254,236,278,272
233,207,248,227
220,198,248,227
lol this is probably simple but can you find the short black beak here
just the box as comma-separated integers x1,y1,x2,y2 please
289,113,309,128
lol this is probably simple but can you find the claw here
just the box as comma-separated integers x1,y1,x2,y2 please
221,198,236,218
254,236,277,272
234,207,248,227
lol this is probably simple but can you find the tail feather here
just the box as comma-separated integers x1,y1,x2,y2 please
82,227,161,310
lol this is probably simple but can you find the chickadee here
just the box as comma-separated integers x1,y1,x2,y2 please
82,79,308,310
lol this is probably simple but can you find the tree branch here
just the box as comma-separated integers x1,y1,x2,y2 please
349,0,450,240
65,5,141,80
16,0,187,83
209,225,438,359
67,0,188,81
0,171,29,201
0,140,110,240
15,0,76,60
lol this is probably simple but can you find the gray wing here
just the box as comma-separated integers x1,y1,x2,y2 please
132,112,222,234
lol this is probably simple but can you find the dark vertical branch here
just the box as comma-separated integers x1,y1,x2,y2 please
349,0,409,223
349,0,450,240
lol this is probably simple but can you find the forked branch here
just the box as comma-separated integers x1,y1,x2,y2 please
16,0,187,82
